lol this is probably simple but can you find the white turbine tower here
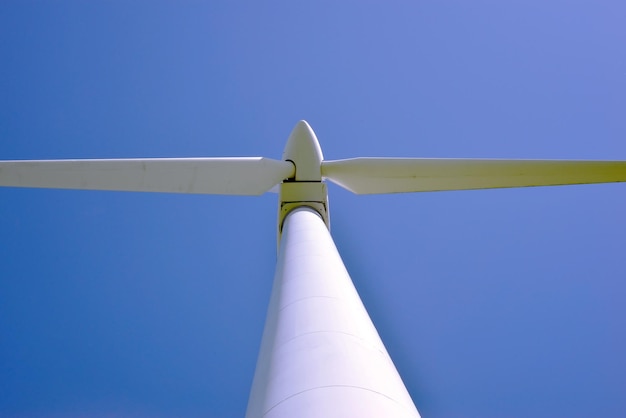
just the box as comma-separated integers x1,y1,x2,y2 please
1,120,625,417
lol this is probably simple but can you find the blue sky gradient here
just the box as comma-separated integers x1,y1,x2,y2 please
1,2,625,417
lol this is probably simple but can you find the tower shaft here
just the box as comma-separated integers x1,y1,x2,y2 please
246,208,420,417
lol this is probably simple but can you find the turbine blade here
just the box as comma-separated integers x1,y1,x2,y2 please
322,158,626,194
0,157,295,195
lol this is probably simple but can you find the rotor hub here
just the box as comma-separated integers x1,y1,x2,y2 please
278,121,329,236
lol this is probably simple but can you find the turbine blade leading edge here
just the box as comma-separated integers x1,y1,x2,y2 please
322,158,626,194
0,157,295,195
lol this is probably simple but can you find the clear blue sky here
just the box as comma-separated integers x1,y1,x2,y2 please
1,1,625,417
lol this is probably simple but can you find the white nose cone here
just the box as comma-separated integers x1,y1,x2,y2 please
282,120,323,181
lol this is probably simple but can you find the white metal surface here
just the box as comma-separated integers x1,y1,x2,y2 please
282,120,323,182
246,208,420,418
0,157,295,195
322,157,626,194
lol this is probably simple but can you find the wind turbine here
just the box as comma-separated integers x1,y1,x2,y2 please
1,120,625,418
